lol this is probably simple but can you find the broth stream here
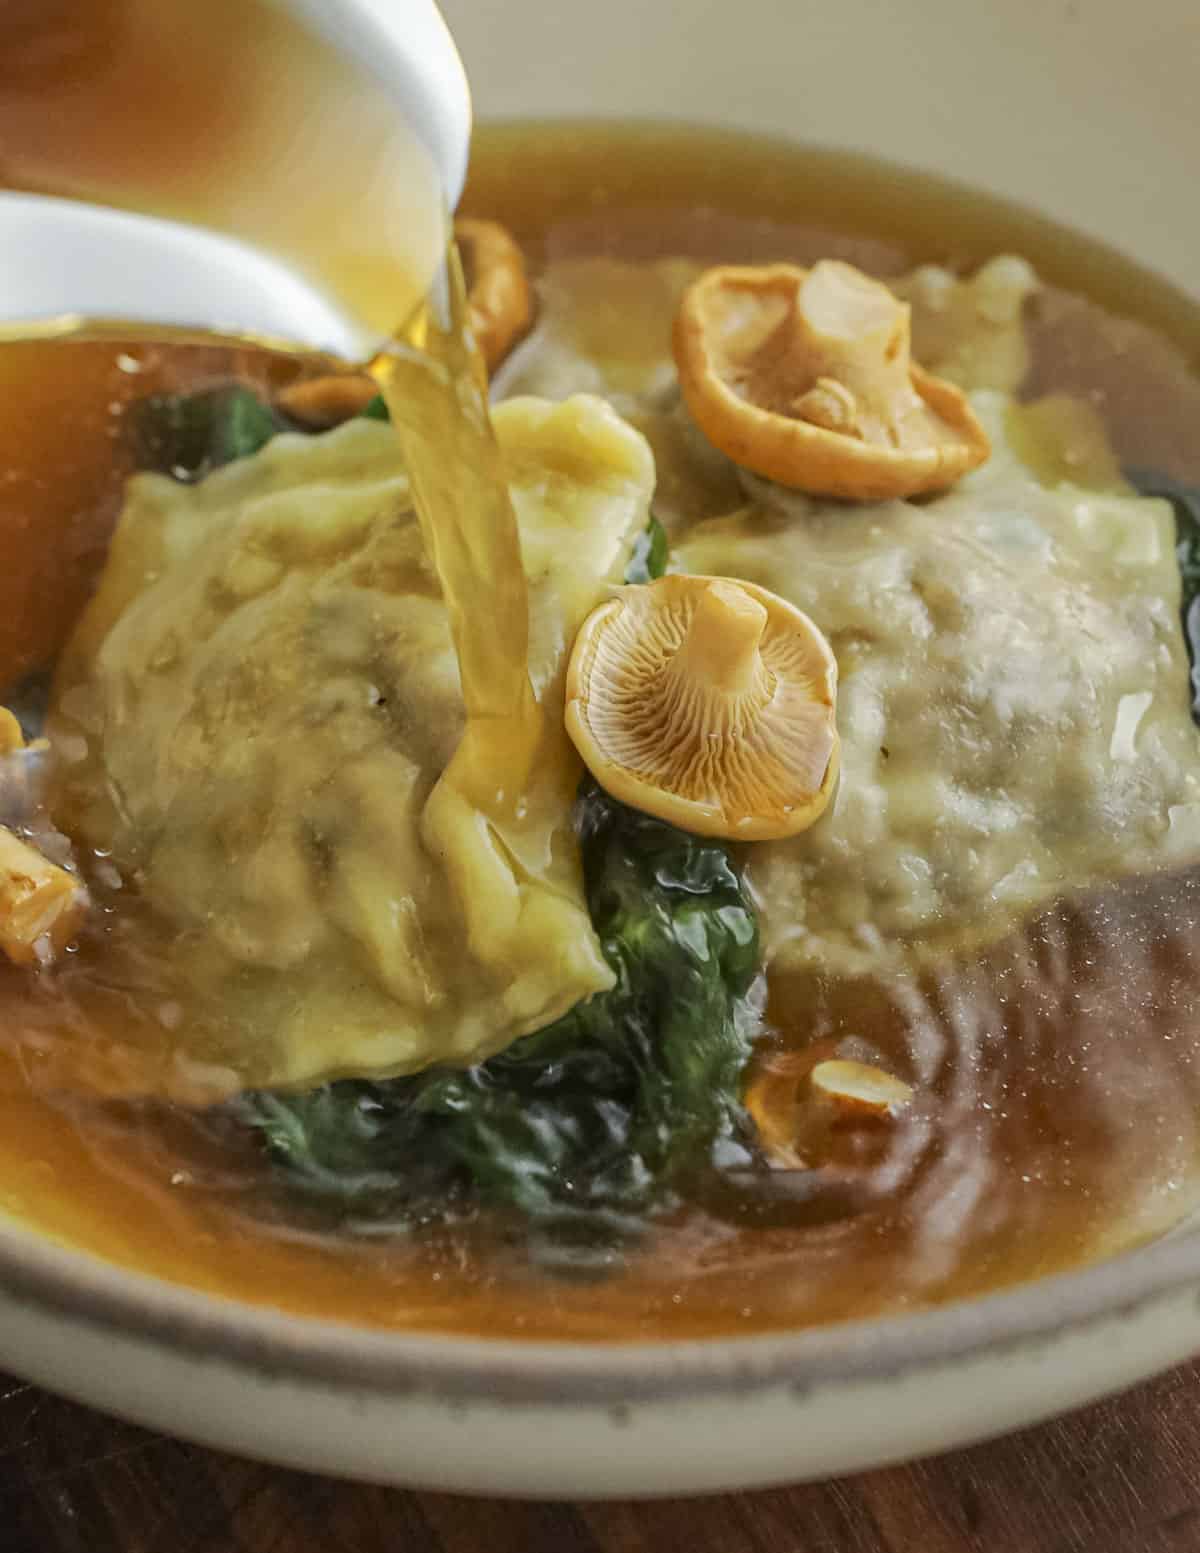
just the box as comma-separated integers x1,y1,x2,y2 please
2,114,1200,1338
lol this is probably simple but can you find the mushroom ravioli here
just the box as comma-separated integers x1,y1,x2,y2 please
49,398,655,1090
683,397,1200,978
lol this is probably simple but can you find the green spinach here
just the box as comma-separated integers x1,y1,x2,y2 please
130,385,286,482
130,382,392,480
358,393,390,422
624,515,669,583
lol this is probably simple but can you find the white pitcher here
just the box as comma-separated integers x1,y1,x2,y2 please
0,0,471,359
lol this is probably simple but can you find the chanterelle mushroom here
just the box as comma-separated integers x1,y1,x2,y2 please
673,259,991,501
565,574,839,839
455,217,534,374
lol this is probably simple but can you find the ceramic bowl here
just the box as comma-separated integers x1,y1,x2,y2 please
1,0,1197,1497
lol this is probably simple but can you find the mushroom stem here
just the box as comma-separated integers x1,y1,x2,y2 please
676,581,769,696
797,260,906,358
789,263,914,444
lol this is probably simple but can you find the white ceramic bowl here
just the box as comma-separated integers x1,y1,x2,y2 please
2,0,1198,1498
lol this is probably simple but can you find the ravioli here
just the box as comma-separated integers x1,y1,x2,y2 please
50,397,654,1089
494,255,1040,536
677,394,1200,977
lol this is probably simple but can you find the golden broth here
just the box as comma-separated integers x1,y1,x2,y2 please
373,257,549,884
2,123,1200,1339
0,337,319,687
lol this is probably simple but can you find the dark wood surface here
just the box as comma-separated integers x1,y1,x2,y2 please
3,1359,1200,1552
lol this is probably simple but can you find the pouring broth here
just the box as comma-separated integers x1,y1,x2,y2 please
2,121,1200,1339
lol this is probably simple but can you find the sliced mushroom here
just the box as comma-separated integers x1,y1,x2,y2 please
673,259,991,501
565,574,839,839
455,218,534,374
809,1059,913,1117
745,1051,913,1168
0,825,87,967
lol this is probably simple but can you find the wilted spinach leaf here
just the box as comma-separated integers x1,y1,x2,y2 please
130,379,394,483
624,515,669,584
358,393,390,422
131,385,286,482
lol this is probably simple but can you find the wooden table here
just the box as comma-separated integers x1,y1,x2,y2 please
3,1360,1199,1553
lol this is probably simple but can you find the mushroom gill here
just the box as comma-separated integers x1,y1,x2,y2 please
565,574,839,839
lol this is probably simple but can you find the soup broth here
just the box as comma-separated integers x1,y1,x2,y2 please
2,123,1200,1339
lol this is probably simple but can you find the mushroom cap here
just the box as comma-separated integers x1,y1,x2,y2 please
673,260,991,501
454,218,534,374
565,573,839,840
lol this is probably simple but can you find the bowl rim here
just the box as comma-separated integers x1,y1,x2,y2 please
1,1211,1197,1406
